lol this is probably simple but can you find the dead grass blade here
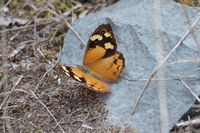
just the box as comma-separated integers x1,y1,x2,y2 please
23,46,61,105
8,40,34,58
0,75,23,110
132,13,200,114
153,1,169,132
30,90,65,133
180,0,200,51
0,21,53,34
0,89,27,97
176,116,200,127
178,77,200,103
122,75,200,82
46,5,87,46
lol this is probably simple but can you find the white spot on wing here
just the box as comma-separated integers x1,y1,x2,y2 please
65,72,70,76
104,42,114,49
62,66,69,73
73,75,82,82
90,34,103,41
104,32,111,37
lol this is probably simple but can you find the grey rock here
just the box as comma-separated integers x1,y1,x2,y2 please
61,0,200,132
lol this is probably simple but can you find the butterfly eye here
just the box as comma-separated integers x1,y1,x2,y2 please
100,30,105,35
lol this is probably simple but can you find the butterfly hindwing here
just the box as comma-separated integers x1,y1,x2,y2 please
83,24,117,65
62,65,111,93
87,51,125,82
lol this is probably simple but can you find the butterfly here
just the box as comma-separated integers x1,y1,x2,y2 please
62,23,125,93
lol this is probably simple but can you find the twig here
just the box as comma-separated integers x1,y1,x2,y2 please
176,117,200,127
8,20,33,43
8,40,34,58
0,116,15,120
30,90,65,133
122,75,200,82
1,75,23,133
27,0,39,11
0,89,27,97
131,14,200,114
34,46,61,92
46,6,87,46
53,115,69,129
0,21,53,34
180,1,200,51
63,3,82,17
81,124,93,130
192,104,200,108
3,110,14,133
8,39,48,59
4,0,12,7
23,46,61,105
178,77,200,103
2,105,19,110
153,1,169,131
0,75,23,109
167,58,200,65
0,0,11,14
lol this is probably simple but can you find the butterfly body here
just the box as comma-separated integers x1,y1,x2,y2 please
62,23,125,93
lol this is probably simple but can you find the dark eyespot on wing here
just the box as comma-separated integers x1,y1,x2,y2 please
84,23,117,64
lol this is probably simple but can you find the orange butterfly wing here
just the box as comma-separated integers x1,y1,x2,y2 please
61,65,111,93
83,24,125,82
86,52,125,82
83,24,117,65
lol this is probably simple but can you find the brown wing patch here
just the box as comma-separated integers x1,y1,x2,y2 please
86,52,125,82
61,65,111,93
83,23,117,65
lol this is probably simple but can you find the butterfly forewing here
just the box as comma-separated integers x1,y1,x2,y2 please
83,24,125,82
83,24,117,65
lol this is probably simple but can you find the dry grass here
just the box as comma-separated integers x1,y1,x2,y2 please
174,0,200,6
0,0,124,132
0,0,200,133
